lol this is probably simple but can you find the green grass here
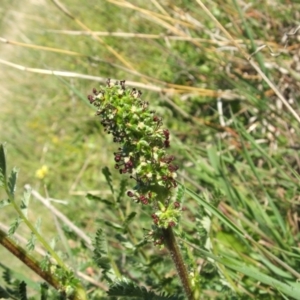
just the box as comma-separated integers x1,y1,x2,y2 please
0,0,300,299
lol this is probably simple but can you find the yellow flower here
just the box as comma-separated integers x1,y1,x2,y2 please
35,165,49,179
51,135,59,144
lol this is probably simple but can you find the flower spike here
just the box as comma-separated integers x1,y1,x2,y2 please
88,80,183,228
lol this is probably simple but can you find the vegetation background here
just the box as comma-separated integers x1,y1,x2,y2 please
0,0,300,299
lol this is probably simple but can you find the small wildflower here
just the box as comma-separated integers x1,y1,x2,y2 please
35,165,49,179
51,135,59,145
88,80,183,229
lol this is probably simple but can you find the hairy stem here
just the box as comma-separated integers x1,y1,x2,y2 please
0,228,60,289
0,229,87,300
161,227,194,300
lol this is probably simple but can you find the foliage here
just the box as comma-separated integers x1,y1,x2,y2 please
0,0,300,299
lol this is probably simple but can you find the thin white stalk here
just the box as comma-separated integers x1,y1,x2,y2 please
26,185,93,250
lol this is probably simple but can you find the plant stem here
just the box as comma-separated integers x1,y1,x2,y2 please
5,186,67,271
0,229,87,300
0,228,60,289
161,227,194,300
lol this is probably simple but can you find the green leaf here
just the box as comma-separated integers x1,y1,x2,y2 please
93,229,115,282
175,184,185,203
221,255,300,300
0,199,11,208
35,217,41,234
134,238,149,249
86,193,113,206
123,212,137,228
103,220,123,230
7,168,18,196
0,286,10,299
189,244,300,300
26,232,36,252
20,186,31,218
234,120,287,239
117,179,127,203
40,282,49,300
253,253,293,279
102,167,114,195
107,278,181,299
18,281,27,300
40,254,51,272
8,217,22,236
49,237,57,250
94,256,111,273
0,263,40,291
2,265,12,284
185,187,244,237
93,229,107,254
0,144,7,184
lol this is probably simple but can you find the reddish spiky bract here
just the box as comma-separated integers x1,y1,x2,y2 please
88,79,183,228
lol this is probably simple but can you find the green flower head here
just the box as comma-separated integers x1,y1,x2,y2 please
88,79,183,228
